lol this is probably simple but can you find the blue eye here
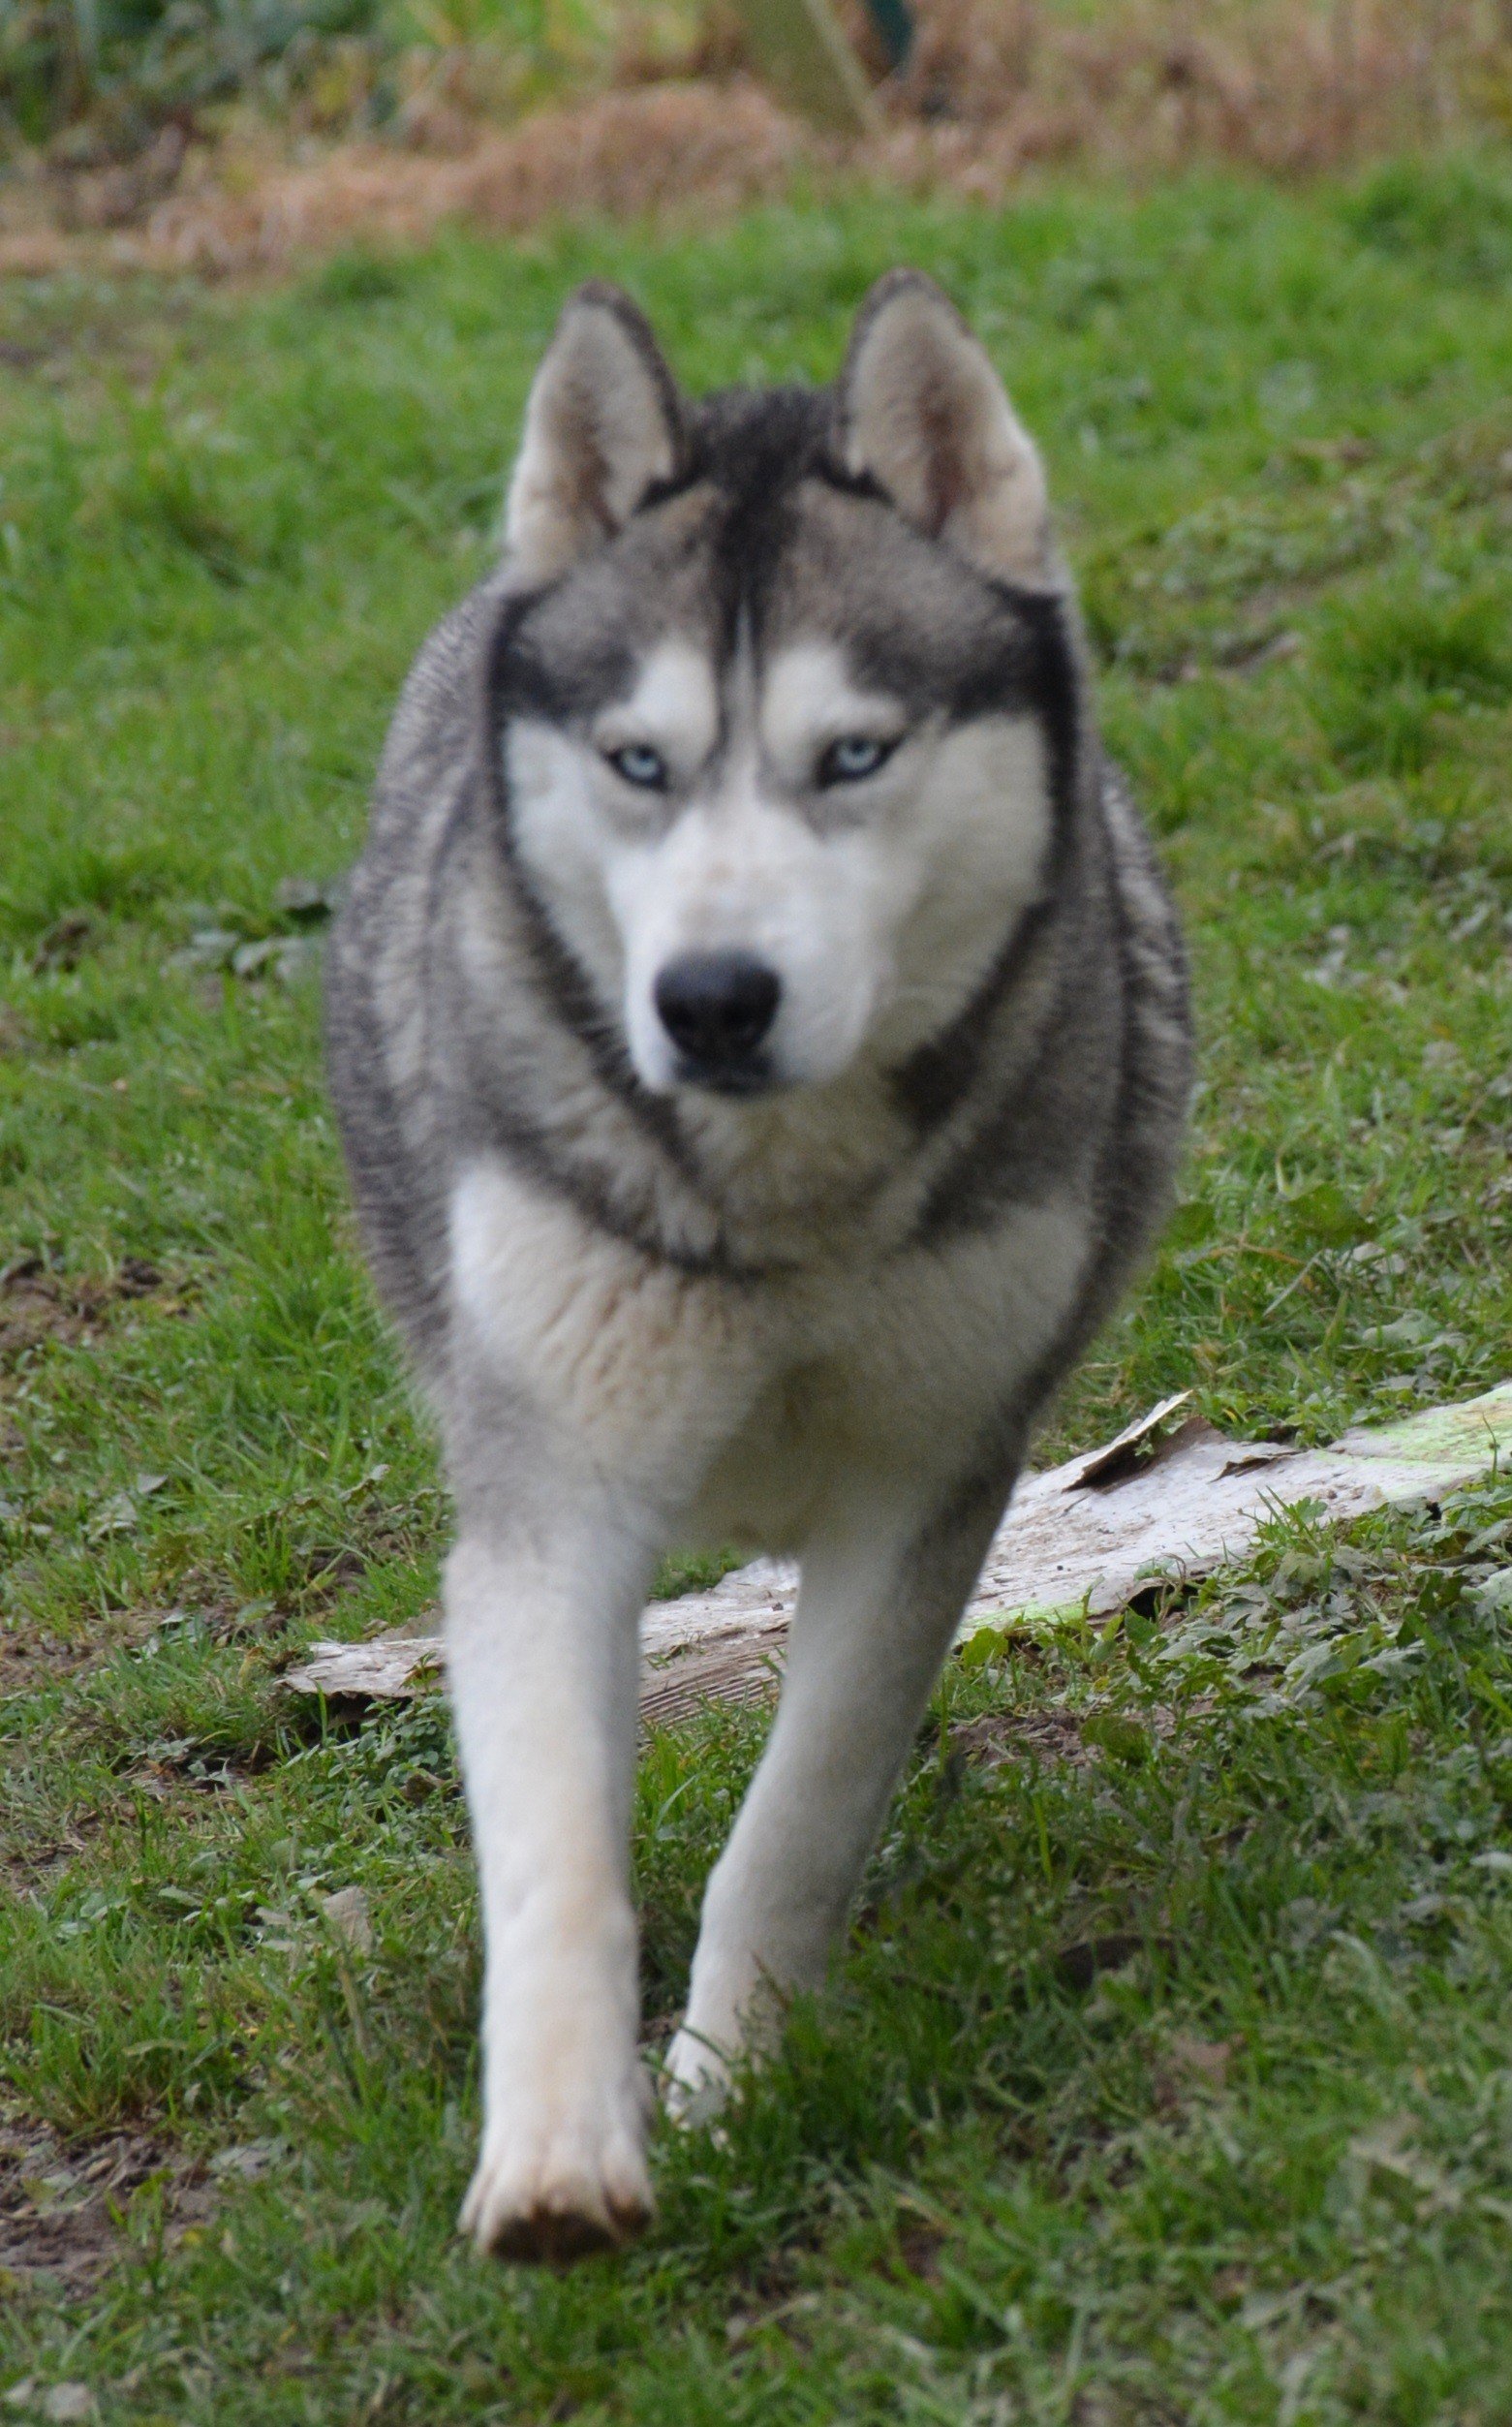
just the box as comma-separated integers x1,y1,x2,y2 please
607,744,667,790
818,735,895,787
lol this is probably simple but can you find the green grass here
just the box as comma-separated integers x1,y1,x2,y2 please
3,153,1512,2420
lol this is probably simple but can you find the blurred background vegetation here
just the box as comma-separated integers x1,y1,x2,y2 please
5,0,1512,163
4,1,1512,260
0,0,705,158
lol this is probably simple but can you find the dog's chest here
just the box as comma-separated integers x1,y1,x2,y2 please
688,1193,1092,1546
450,1156,1090,1542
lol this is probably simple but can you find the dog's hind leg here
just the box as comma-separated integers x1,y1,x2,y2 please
446,1484,657,2259
665,1468,1011,2112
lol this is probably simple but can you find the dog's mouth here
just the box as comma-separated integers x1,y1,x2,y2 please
670,1051,781,1099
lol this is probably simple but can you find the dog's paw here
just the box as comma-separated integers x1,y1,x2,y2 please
662,2026,733,2127
460,2077,653,2263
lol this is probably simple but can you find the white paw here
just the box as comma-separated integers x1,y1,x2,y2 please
662,2026,734,2127
460,2067,653,2262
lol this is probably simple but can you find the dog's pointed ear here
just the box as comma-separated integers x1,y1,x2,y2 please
835,269,1054,586
505,283,684,582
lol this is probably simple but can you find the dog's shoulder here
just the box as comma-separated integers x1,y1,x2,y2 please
1096,753,1193,1119
368,574,506,845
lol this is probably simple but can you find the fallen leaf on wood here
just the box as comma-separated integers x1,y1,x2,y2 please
280,1381,1512,1720
1056,1390,1193,1490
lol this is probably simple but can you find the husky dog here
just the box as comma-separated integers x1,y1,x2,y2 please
326,270,1190,2261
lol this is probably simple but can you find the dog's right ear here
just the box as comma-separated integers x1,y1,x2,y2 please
504,283,684,584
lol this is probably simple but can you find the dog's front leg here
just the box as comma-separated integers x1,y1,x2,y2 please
666,1477,1007,2110
446,1482,656,2259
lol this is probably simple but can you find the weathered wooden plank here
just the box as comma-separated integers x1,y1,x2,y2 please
282,1381,1512,1719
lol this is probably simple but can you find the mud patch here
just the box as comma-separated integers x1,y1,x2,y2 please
0,1604,170,1704
3,1833,89,1905
895,2220,947,2281
0,2109,213,2296
950,1709,1095,1769
0,1257,166,1366
28,914,95,977
0,1005,35,1059
950,1704,1189,1770
128,1732,268,1796
1055,1931,1176,1994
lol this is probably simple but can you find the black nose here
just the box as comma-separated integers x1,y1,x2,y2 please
654,949,781,1076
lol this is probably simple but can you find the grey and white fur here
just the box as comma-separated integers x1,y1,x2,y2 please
326,269,1191,2261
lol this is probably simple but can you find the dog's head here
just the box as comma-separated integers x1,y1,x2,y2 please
487,272,1078,1101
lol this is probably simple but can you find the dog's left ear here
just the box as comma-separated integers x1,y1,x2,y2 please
505,282,684,583
836,269,1055,587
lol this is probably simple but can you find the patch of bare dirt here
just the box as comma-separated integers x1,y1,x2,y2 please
1055,1929,1176,1992
0,1256,166,1367
895,2219,947,2280
951,1698,1196,1771
127,1733,268,1796
28,913,95,976
0,2108,213,2296
0,1605,176,1705
0,1005,34,1059
2,1833,88,1908
951,1708,1095,1768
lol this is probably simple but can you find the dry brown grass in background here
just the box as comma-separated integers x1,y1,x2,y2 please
148,79,802,275
3,0,1511,275
886,0,1512,180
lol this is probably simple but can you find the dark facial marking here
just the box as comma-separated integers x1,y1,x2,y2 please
883,586,1084,1135
484,581,635,731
